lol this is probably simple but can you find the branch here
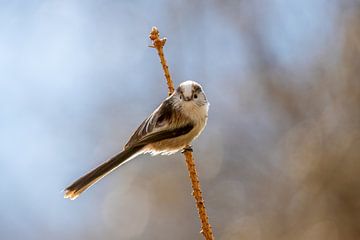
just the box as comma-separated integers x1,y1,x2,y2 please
149,27,175,95
149,26,215,240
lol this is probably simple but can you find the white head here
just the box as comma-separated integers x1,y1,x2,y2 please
174,80,208,107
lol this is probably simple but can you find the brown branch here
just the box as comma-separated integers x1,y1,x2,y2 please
149,26,214,240
182,146,214,240
149,27,175,95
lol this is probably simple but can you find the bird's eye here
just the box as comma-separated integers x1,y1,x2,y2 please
194,94,198,99
180,95,182,100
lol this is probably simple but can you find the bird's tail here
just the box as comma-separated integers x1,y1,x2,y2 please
64,146,142,200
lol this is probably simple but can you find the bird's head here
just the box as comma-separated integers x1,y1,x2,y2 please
175,80,207,107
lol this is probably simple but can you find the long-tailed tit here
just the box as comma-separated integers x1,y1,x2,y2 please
64,80,209,200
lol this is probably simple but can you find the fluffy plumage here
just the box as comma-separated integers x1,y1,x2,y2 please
64,80,209,200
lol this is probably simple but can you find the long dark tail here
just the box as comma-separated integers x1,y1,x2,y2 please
64,146,142,200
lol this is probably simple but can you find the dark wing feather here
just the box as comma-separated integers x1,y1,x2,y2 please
134,123,194,147
125,98,174,148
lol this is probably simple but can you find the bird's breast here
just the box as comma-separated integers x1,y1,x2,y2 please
145,103,208,155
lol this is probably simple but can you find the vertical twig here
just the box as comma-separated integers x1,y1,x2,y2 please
149,26,214,240
149,27,174,96
182,146,214,240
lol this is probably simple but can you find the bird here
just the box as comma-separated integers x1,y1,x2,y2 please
64,80,209,200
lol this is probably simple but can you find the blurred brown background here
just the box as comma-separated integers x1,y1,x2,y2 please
0,0,359,239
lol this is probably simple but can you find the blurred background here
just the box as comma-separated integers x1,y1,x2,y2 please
1,0,359,239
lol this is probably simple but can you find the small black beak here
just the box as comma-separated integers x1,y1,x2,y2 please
184,96,192,101
181,93,192,101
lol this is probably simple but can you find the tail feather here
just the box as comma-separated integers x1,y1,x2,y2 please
64,146,142,200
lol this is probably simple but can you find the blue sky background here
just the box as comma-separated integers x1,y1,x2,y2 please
1,1,359,239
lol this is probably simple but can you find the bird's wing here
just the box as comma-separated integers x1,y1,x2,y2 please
134,123,193,147
125,98,192,148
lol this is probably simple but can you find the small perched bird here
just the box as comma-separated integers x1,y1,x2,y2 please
64,80,209,200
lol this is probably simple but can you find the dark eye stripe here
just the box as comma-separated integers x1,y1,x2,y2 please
193,84,201,93
176,86,182,93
